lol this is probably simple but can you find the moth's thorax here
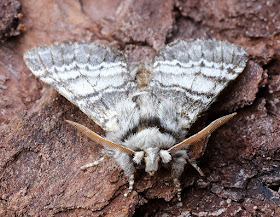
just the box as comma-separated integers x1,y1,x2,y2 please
124,127,176,150
106,93,187,144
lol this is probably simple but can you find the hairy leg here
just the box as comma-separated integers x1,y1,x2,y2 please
124,174,135,197
114,151,136,197
80,156,107,170
171,153,187,201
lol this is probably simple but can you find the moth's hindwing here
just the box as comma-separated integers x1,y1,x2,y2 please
150,39,248,129
24,42,136,131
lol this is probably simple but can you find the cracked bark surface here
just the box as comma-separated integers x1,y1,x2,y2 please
1,0,280,216
0,0,22,41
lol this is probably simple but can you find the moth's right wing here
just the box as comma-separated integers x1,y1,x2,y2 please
150,39,248,130
24,42,136,131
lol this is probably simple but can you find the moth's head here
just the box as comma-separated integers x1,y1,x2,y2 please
125,128,175,175
133,148,172,175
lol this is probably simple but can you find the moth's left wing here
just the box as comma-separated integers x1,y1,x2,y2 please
24,42,136,131
150,39,248,129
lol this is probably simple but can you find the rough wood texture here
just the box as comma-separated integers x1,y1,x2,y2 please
0,0,22,41
1,0,280,216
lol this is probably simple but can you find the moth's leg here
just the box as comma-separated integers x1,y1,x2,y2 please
80,156,107,170
124,174,135,197
173,178,182,201
114,151,136,197
171,150,188,201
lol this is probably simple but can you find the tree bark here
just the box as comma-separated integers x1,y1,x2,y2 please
0,0,279,216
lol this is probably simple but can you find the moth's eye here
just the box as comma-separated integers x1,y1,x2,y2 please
144,153,148,157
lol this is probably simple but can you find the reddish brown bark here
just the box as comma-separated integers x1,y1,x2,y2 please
0,0,279,216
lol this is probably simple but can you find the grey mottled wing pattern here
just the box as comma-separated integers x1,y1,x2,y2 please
150,39,248,129
24,42,136,131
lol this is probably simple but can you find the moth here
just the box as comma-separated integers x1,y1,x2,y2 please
24,39,248,200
